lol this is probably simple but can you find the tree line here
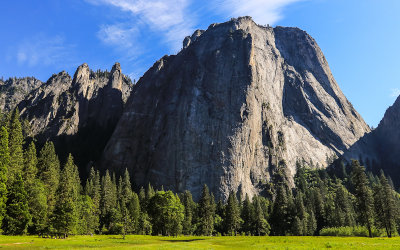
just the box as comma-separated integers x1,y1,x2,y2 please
0,109,399,237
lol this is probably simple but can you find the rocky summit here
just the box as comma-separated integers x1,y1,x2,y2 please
344,95,400,186
101,17,370,200
0,77,43,112
0,63,132,172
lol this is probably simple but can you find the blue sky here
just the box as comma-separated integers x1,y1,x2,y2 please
1,0,399,127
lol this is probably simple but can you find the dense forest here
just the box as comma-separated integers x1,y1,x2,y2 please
0,109,399,238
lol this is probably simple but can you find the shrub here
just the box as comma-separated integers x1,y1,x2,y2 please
320,226,383,237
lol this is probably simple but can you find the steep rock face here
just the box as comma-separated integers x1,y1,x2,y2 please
102,17,369,200
17,63,132,170
0,77,43,112
344,95,400,185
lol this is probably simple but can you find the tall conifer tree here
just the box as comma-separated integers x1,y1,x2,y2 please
120,169,133,237
52,154,80,236
351,160,374,237
334,182,356,227
374,172,396,237
7,109,23,183
198,184,214,236
270,183,294,235
23,141,47,234
37,141,60,220
128,192,140,234
100,170,119,233
180,190,195,235
240,194,254,234
3,173,31,235
85,167,100,233
253,196,270,236
0,127,9,230
224,191,241,235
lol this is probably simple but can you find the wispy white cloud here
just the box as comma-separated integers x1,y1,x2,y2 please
88,0,194,53
16,34,75,67
97,24,138,49
213,0,303,25
89,0,302,55
390,88,400,98
87,0,301,79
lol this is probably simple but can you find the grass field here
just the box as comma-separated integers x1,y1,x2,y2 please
0,235,399,249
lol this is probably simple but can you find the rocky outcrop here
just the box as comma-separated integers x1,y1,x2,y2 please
343,95,400,185
101,17,370,200
0,77,43,112
183,30,205,49
5,63,133,171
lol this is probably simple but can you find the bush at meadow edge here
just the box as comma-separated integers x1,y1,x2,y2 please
319,226,389,237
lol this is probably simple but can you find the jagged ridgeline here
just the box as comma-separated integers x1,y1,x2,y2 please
343,94,400,187
101,17,369,200
0,63,132,176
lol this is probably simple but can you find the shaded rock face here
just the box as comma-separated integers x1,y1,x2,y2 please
102,17,369,200
0,77,43,112
11,63,132,172
344,95,400,186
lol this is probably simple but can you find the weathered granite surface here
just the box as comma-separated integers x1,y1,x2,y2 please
343,95,400,185
18,63,131,139
0,63,132,172
0,77,43,112
101,17,370,200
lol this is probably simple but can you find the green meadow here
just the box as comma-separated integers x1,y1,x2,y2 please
0,235,399,249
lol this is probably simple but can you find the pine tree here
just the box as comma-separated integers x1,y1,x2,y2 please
334,182,355,227
198,184,214,236
180,190,196,235
224,191,241,235
0,127,9,230
306,209,317,236
7,109,24,183
3,173,31,235
351,160,374,237
117,176,123,204
84,167,101,233
21,141,47,234
293,192,308,235
128,192,140,234
214,199,225,234
323,193,336,228
292,216,302,236
294,161,308,193
23,141,37,185
312,185,326,233
77,195,97,235
138,186,151,235
253,196,270,236
119,169,133,238
27,180,47,235
270,183,294,235
121,169,132,199
146,183,155,205
100,170,119,234
37,141,60,221
374,172,396,237
138,187,146,211
52,154,80,236
240,194,254,234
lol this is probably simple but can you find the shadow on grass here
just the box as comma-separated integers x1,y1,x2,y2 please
161,239,206,243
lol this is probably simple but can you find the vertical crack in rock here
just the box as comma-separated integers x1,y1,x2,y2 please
97,17,369,200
